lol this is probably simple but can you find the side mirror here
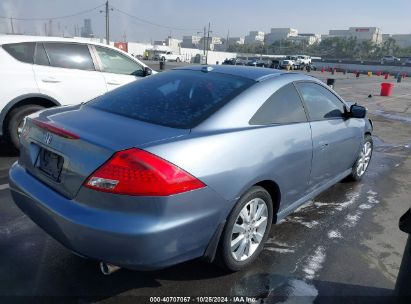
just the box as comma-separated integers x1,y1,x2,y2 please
350,104,366,118
144,67,152,77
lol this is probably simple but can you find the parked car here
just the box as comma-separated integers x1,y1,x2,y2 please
295,55,312,66
269,59,281,69
0,35,154,149
222,58,246,66
247,60,268,67
9,65,373,273
381,55,401,63
159,51,182,62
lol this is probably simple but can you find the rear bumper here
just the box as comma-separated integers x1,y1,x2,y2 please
9,162,229,270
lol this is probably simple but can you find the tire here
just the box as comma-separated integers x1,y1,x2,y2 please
7,105,45,149
348,134,373,181
161,57,166,62
176,57,181,62
216,186,273,271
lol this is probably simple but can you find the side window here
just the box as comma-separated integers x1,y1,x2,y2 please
34,43,50,66
95,46,143,76
296,82,345,121
43,43,95,71
250,83,307,125
2,42,35,63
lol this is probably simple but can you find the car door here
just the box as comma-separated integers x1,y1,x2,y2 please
92,45,145,91
33,42,107,105
249,83,312,208
295,82,363,190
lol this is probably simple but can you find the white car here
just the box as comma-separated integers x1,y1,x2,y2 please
160,51,182,62
381,55,400,64
0,35,155,149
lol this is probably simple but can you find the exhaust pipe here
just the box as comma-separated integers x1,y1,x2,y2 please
100,262,121,275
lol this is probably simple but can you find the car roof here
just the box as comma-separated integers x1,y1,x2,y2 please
173,65,291,81
0,34,108,48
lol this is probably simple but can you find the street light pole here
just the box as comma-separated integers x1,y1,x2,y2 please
105,0,110,45
10,18,14,34
203,26,206,55
206,22,211,64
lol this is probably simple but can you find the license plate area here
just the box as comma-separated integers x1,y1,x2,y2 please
36,148,64,182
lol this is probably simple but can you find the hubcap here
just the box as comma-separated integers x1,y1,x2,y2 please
356,141,372,177
230,198,268,261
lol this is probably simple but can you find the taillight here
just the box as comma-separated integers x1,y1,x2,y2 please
33,119,80,139
84,148,205,196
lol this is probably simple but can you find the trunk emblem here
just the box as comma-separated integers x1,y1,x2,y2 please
44,132,53,145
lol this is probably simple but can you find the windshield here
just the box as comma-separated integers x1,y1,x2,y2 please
87,70,255,129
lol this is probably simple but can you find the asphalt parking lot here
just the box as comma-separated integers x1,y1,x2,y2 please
0,67,410,303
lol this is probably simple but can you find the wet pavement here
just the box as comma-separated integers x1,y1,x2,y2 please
0,70,410,303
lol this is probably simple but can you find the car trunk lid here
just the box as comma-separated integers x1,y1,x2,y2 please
18,105,189,199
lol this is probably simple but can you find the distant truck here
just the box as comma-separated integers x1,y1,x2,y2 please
158,51,182,62
280,56,298,70
280,55,312,70
295,55,312,65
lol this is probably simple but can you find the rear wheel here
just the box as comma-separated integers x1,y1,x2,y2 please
176,57,181,62
7,105,45,149
216,186,273,271
348,134,373,181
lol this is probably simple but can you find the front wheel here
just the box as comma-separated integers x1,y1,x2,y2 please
216,186,273,271
349,134,373,181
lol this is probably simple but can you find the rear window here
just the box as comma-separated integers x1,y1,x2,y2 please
2,42,35,63
87,70,254,129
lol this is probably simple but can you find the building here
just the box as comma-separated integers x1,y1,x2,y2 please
227,37,244,47
325,27,382,44
244,31,265,45
288,33,321,45
391,34,411,48
265,28,298,45
328,29,350,37
80,19,93,38
165,37,181,52
153,36,181,53
350,27,382,44
181,35,201,48
153,40,166,46
198,36,223,51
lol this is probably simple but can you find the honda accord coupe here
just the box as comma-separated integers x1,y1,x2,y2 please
9,65,373,272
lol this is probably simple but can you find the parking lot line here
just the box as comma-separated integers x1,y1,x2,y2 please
0,184,9,191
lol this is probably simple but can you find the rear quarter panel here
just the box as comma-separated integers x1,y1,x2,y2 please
144,123,313,219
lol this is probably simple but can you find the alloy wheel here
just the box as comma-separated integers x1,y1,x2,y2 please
356,141,372,177
230,198,268,261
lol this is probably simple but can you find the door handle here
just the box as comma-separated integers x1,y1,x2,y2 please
107,79,121,85
42,77,61,83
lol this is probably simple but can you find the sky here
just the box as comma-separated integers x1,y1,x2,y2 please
0,0,410,42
